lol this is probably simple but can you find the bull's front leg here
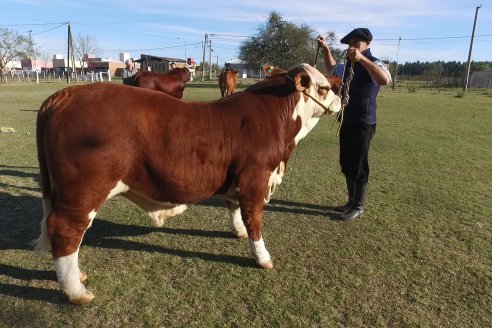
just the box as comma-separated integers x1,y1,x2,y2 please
237,172,273,269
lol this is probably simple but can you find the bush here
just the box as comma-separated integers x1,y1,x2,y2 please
455,90,465,98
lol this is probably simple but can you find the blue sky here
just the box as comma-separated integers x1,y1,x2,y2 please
1,0,490,65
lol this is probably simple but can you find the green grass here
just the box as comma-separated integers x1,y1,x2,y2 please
1,81,491,327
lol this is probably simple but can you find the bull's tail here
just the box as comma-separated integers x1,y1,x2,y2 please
33,95,55,253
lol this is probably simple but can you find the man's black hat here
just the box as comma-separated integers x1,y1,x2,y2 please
340,28,373,44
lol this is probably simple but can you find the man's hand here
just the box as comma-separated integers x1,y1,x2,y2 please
347,48,364,63
316,35,329,49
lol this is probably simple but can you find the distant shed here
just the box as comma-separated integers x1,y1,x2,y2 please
470,70,492,88
136,54,186,73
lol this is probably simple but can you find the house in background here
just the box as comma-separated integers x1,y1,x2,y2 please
224,59,261,78
52,54,82,75
135,54,196,78
20,58,53,73
89,57,126,76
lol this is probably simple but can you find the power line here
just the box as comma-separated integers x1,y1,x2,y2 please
0,22,65,27
377,34,492,41
102,42,202,52
31,23,67,36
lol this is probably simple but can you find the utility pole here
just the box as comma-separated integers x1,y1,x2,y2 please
201,34,207,81
392,37,401,90
209,39,212,80
463,5,482,91
67,22,71,83
28,30,35,71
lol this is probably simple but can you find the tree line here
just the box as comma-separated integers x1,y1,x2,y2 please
388,60,491,87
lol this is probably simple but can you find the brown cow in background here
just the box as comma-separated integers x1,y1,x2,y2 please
123,67,191,99
218,68,239,98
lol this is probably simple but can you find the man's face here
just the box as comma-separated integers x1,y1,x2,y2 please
348,40,370,51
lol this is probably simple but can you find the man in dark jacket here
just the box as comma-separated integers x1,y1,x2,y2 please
316,28,391,220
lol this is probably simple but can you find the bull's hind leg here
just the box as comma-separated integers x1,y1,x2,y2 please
47,210,97,304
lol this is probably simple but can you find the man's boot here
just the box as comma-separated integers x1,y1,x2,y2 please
334,177,354,213
340,183,367,220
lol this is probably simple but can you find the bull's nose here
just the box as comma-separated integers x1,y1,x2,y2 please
329,96,342,114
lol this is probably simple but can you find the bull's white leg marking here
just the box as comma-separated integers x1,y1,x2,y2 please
55,209,98,304
277,161,286,184
265,169,279,204
87,209,97,228
229,206,247,238
248,238,273,269
54,251,93,304
34,197,52,252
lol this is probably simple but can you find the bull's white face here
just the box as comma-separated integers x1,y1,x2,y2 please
292,63,341,143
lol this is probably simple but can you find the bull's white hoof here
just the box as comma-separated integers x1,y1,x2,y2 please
79,271,87,283
69,290,94,305
258,260,274,270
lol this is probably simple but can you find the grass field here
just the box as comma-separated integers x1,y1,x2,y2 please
0,80,491,327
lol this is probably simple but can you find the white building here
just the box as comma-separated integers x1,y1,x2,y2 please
225,59,262,78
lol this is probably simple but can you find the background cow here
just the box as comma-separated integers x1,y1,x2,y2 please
35,63,341,304
218,68,239,98
123,67,191,99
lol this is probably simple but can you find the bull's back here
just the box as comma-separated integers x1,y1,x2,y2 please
37,84,242,201
138,73,185,97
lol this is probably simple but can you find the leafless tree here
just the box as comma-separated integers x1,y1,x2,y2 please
73,33,102,74
40,51,52,78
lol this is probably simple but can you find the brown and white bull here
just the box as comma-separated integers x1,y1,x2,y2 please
35,63,341,304
218,68,239,98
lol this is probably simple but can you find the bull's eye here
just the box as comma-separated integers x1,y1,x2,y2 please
317,86,330,98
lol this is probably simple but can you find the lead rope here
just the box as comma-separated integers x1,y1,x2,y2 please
335,61,355,136
330,50,355,136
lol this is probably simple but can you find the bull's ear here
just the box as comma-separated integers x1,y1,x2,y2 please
262,65,286,77
293,71,311,92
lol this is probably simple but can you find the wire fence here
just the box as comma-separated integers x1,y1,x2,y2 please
0,70,113,83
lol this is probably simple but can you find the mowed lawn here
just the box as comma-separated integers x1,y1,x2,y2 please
0,81,491,327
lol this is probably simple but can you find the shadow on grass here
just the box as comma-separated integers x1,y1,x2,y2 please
84,219,256,268
0,165,40,182
0,263,56,281
85,235,257,269
0,283,66,304
266,199,341,220
197,197,338,217
0,192,42,251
